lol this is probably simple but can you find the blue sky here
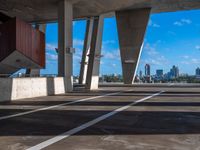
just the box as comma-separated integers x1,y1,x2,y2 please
41,9,200,76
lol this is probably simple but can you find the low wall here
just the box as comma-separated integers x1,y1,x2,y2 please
0,77,65,102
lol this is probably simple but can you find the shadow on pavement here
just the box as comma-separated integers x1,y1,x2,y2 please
0,109,200,136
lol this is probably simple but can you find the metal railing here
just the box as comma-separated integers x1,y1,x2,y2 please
0,74,58,78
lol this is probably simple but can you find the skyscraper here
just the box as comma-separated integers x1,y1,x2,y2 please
196,67,200,76
145,64,151,83
170,65,179,78
145,64,150,76
156,69,163,77
139,70,142,79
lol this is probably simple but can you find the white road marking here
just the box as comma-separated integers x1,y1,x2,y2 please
27,91,164,150
169,83,175,86
0,91,122,121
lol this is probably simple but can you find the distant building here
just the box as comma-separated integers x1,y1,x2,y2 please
139,70,142,79
170,65,179,79
156,69,163,77
145,64,150,76
145,64,151,83
196,67,200,76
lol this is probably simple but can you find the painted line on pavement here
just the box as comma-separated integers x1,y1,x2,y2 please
0,91,123,121
27,91,164,150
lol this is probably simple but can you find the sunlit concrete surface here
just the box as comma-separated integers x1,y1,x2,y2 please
0,77,65,102
0,84,200,150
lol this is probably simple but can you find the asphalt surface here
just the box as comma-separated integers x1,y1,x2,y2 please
0,84,200,150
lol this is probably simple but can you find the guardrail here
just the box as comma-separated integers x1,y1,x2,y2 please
0,74,58,78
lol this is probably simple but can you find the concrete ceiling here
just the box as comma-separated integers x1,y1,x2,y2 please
0,0,200,23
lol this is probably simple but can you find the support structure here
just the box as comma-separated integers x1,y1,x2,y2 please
26,24,46,77
85,16,104,90
58,0,73,92
116,8,151,84
79,18,94,84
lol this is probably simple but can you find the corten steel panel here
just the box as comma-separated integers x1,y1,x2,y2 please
0,19,16,61
15,18,45,68
0,18,45,68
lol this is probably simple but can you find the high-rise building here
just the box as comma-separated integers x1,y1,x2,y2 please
145,64,151,83
156,69,163,77
145,64,150,76
139,70,142,79
196,67,200,76
170,65,179,78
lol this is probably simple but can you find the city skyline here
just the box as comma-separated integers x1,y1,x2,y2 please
139,64,200,77
39,9,200,76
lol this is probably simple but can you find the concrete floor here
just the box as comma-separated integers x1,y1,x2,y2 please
0,84,200,150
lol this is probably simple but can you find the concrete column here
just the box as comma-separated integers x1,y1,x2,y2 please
85,16,104,90
116,8,151,84
79,18,94,84
58,0,73,92
26,24,46,77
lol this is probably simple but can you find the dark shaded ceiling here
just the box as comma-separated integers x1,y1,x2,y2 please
0,0,200,23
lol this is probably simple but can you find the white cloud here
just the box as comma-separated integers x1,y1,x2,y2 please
46,53,57,61
102,49,120,60
46,43,57,51
100,61,104,65
181,58,200,65
140,59,161,65
191,58,200,64
174,21,183,26
73,39,84,47
112,64,117,67
74,48,83,62
141,43,168,66
174,18,192,26
180,55,190,59
74,55,81,61
149,20,160,28
46,39,84,52
168,31,176,36
144,43,158,56
195,45,200,50
181,19,192,24
103,40,116,45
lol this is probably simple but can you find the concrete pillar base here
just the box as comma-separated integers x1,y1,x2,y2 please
0,77,66,102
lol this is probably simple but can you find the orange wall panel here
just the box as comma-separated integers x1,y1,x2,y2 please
0,18,45,68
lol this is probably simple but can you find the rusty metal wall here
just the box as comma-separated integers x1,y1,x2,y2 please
0,18,45,68
16,18,45,68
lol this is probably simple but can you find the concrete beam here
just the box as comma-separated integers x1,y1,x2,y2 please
58,0,73,92
79,18,94,84
116,8,151,84
2,0,200,23
85,16,104,90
